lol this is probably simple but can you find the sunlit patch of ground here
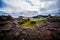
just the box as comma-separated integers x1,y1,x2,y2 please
20,18,46,28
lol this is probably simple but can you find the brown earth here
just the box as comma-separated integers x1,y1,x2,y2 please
0,16,60,40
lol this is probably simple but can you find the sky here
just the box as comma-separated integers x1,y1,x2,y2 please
0,0,60,18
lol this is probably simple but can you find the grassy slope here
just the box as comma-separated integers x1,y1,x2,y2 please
20,18,46,28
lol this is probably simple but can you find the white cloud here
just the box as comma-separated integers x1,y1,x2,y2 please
2,0,41,11
0,0,59,17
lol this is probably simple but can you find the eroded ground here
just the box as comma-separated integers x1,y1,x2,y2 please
0,16,60,40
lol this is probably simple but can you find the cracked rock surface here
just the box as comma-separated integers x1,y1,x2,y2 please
0,16,60,40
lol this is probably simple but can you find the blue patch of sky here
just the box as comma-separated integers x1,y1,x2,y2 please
0,0,8,15
0,0,7,8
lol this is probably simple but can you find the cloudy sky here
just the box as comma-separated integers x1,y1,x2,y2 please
0,0,60,17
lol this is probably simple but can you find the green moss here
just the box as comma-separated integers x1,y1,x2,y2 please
20,18,46,28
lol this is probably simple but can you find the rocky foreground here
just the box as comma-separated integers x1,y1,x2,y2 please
0,16,60,40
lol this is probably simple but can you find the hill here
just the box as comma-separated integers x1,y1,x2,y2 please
32,15,49,18
0,15,60,40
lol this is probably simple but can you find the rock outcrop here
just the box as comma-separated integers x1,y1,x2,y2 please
0,16,60,40
0,16,21,40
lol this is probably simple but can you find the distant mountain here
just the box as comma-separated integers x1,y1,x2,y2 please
52,13,60,16
0,11,8,16
32,15,49,18
18,16,24,18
